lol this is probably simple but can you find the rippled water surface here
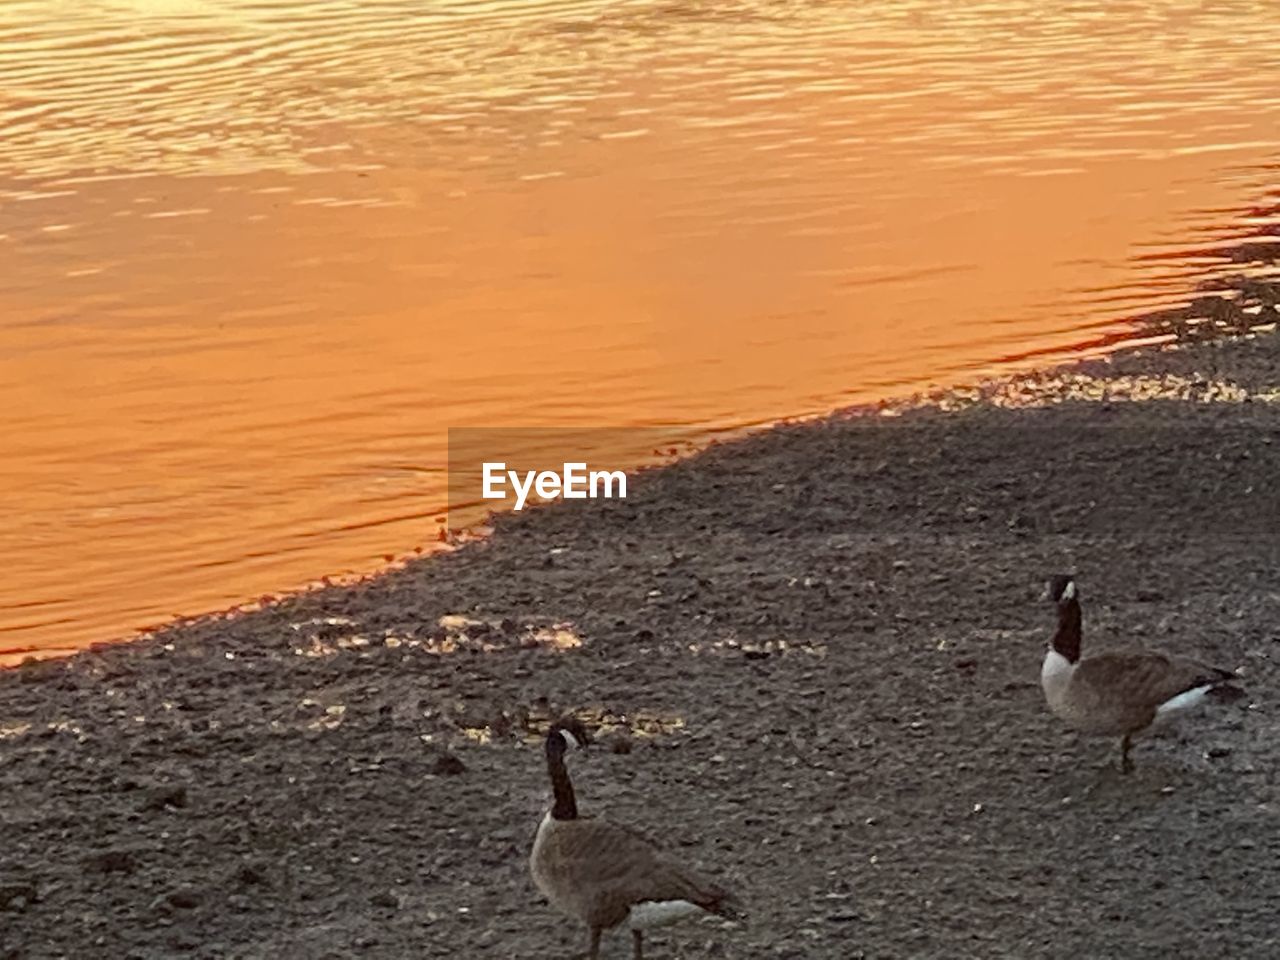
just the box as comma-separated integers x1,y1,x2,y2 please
2,0,1279,660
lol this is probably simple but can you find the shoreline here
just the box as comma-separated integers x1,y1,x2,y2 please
3,329,1280,958
4,265,1276,667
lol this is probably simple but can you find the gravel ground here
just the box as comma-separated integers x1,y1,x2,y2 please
2,332,1279,960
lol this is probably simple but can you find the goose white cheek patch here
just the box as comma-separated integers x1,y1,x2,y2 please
1061,581,1076,600
559,729,582,750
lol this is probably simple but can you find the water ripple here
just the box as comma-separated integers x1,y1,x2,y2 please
2,0,1280,658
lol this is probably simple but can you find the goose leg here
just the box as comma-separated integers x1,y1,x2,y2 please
632,929,643,960
1120,734,1134,774
587,927,601,960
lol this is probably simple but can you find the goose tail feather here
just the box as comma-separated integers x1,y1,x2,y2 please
701,885,747,922
1206,680,1246,703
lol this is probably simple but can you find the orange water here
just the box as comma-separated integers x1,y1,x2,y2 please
2,0,1279,661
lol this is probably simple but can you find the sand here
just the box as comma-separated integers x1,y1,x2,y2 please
2,331,1279,959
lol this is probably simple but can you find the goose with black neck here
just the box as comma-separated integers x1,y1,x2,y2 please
1040,574,1242,773
529,718,742,959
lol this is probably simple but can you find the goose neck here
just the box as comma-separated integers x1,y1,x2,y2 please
1051,598,1082,664
546,741,578,821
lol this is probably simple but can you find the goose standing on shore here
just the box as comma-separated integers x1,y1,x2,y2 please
1040,575,1241,772
530,718,741,959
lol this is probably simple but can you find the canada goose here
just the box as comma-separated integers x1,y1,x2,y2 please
530,718,740,959
1041,575,1241,772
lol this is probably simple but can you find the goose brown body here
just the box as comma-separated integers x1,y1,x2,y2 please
531,814,735,933
1040,575,1240,771
529,719,738,959
1043,648,1235,737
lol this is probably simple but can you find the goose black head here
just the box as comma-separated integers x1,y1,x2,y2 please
1045,574,1082,662
1045,574,1078,606
546,716,592,757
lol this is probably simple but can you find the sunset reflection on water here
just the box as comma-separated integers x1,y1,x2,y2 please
2,0,1279,660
